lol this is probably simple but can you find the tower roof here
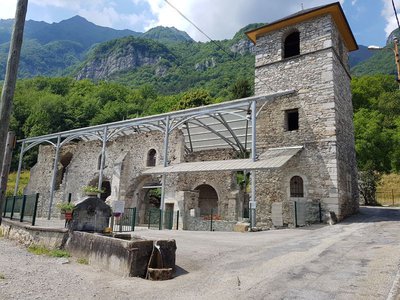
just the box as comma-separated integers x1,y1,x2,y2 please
245,2,358,52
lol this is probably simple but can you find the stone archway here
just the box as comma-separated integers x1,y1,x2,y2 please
124,175,161,225
195,184,218,216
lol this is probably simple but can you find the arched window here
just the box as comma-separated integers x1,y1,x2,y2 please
290,176,304,197
283,31,300,59
147,149,156,167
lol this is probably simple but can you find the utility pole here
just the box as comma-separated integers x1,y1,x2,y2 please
0,0,28,224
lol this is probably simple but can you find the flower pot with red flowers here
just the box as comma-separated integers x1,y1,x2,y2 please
56,202,75,220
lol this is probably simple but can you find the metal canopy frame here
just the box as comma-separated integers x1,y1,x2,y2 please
14,90,296,224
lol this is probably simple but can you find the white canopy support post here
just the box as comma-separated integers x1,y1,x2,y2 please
98,126,108,193
48,134,61,219
160,115,170,230
14,141,25,196
250,100,257,228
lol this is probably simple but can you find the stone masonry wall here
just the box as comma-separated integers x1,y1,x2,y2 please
26,130,184,218
252,14,355,225
331,21,359,217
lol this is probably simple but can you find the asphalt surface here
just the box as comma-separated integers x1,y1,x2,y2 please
1,206,400,300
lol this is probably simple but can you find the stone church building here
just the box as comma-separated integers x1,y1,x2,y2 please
21,2,359,229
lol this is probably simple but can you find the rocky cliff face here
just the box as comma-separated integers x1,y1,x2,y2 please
230,39,255,55
76,37,173,80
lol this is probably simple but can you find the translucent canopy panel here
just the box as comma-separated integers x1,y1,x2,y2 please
18,90,295,154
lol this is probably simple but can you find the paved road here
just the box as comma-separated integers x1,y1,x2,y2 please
1,206,400,299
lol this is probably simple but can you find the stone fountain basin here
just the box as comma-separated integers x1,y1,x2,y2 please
65,231,176,278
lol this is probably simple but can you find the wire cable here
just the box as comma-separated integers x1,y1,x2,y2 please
392,0,400,31
163,0,271,92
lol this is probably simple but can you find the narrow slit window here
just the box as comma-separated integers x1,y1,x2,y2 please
283,31,300,58
147,149,157,167
286,109,299,131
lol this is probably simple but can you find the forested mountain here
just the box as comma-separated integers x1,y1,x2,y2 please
142,26,194,43
0,15,378,91
351,28,400,76
0,16,140,47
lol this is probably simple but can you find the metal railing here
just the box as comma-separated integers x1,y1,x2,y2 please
146,208,178,230
111,207,136,232
2,193,39,226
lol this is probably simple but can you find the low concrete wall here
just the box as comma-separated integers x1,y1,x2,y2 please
0,219,68,248
185,215,236,231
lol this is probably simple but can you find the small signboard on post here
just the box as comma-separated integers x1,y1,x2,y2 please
112,200,125,216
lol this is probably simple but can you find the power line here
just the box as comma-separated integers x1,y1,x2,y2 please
392,0,400,31
163,0,271,92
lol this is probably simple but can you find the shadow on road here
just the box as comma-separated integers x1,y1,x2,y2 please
342,206,400,224
174,265,189,278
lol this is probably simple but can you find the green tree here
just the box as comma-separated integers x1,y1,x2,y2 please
175,89,213,110
230,78,252,99
354,109,392,172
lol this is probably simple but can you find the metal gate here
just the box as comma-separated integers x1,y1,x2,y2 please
112,207,136,232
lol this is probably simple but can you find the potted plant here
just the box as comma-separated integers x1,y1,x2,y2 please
83,185,104,196
56,202,75,221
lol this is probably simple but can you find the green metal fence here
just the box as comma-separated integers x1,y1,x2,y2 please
112,207,136,232
2,194,39,226
146,208,176,230
147,208,161,229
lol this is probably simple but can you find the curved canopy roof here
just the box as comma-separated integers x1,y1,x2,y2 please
18,90,296,155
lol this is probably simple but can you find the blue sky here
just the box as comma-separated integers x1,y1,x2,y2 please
0,0,398,47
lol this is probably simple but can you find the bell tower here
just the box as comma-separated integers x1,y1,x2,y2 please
246,2,359,225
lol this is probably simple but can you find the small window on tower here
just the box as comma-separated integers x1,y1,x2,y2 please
283,31,300,58
285,109,299,131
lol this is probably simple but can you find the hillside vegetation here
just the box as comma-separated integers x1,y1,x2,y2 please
3,74,399,177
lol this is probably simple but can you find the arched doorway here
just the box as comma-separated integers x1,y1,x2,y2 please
195,184,218,216
142,187,161,224
100,180,111,201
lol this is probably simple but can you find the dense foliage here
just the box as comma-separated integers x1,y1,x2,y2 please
352,74,400,173
6,77,241,169
6,73,399,175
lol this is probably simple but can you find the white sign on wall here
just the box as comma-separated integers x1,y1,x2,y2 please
112,201,125,214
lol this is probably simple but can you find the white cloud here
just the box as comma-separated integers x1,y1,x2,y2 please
1,0,348,40
382,0,400,38
144,0,345,41
0,0,17,19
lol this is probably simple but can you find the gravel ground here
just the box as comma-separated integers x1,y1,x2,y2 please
1,206,400,300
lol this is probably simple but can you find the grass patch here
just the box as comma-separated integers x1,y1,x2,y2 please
0,228,3,238
378,174,400,191
0,273,5,280
28,244,70,258
377,174,400,206
51,249,71,258
77,258,89,265
6,170,30,196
